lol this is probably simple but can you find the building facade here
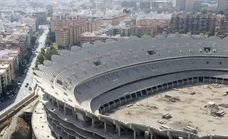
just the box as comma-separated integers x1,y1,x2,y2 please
0,49,20,78
171,12,217,34
0,63,12,91
53,19,101,48
79,32,120,45
218,0,228,12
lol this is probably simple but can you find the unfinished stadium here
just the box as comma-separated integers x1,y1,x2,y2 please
32,34,228,139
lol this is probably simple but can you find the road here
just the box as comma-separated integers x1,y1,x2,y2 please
0,25,49,112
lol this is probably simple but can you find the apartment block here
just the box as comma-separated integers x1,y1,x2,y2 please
219,13,228,34
0,34,28,60
0,63,12,90
0,49,20,78
53,20,101,48
80,32,119,45
218,0,228,12
171,12,217,34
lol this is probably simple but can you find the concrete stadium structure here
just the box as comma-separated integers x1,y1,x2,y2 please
32,34,228,139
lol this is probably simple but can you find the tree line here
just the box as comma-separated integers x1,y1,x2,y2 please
34,46,59,70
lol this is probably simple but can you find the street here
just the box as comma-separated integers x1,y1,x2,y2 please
0,25,49,112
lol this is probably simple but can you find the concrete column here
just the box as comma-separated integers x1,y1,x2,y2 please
57,101,60,110
92,117,95,128
133,130,137,139
72,111,76,119
188,133,191,139
64,104,66,115
119,99,122,105
210,136,213,139
51,97,55,104
125,96,127,103
67,133,70,139
108,104,110,111
135,93,138,99
146,90,149,95
104,122,107,132
114,101,116,107
222,78,224,84
156,86,158,92
167,131,172,139
116,125,121,136
141,91,143,97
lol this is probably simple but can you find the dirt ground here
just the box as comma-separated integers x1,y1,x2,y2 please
106,83,228,136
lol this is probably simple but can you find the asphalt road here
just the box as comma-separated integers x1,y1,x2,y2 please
0,25,49,112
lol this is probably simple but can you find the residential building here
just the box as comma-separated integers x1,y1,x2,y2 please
171,12,217,34
121,1,137,8
0,63,12,90
185,0,194,11
53,19,101,48
218,0,228,12
0,34,28,60
79,32,120,45
139,1,151,9
22,17,38,33
173,0,186,11
0,49,20,78
173,0,198,11
193,0,202,11
219,13,228,34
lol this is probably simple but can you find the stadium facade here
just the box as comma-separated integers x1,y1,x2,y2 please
32,34,228,139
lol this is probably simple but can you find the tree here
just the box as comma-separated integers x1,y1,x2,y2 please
37,53,45,64
205,31,212,37
216,10,224,15
215,28,223,35
45,39,52,46
2,87,7,97
34,32,39,37
41,48,45,55
47,31,56,42
31,36,37,46
201,9,207,14
44,48,52,60
179,29,186,34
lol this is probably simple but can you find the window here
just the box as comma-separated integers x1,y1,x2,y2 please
93,60,101,66
147,50,156,55
204,47,211,53
57,80,63,85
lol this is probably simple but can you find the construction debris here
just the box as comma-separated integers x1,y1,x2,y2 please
162,113,172,119
126,104,133,108
211,83,221,88
165,95,181,102
218,104,228,108
215,110,226,117
190,92,196,95
183,126,198,134
223,92,228,96
207,101,219,116
157,120,166,124
160,125,171,130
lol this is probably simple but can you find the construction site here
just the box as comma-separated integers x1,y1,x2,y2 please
106,83,228,136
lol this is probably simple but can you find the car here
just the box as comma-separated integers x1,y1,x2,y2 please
25,85,28,87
